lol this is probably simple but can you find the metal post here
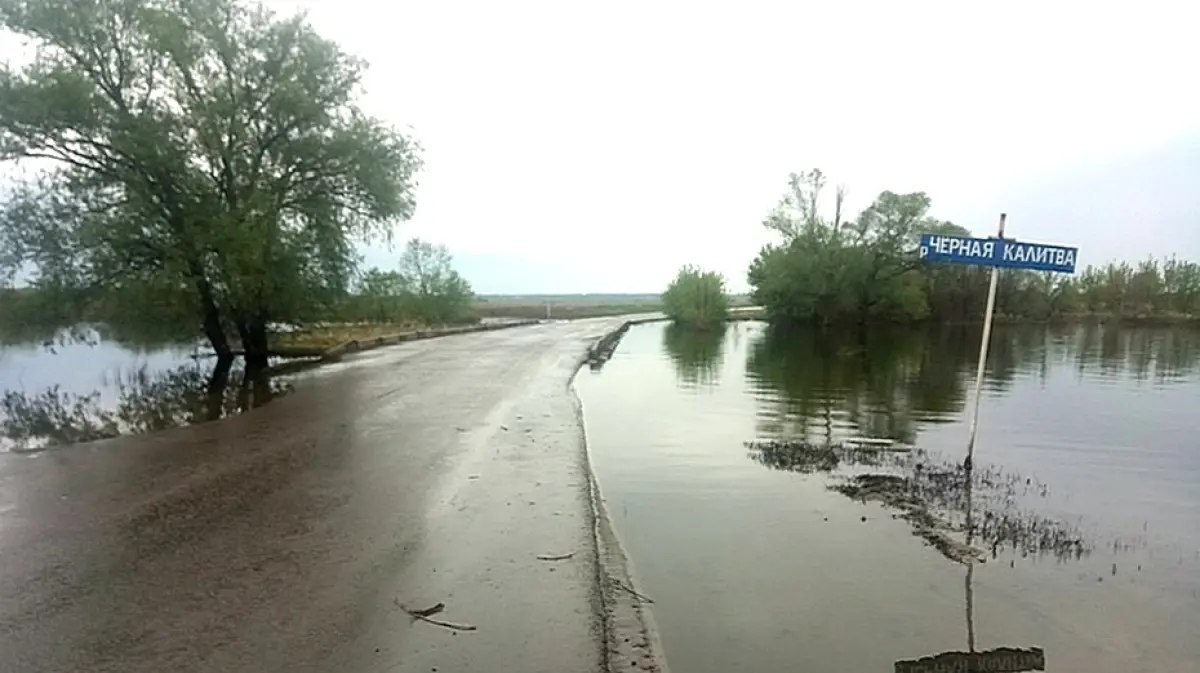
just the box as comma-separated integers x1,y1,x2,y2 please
964,213,1006,470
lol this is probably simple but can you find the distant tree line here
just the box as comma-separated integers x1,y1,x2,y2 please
748,169,1200,326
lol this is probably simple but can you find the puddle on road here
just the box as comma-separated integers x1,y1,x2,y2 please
577,321,1200,673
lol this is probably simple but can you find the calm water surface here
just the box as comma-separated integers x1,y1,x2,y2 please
577,321,1200,673
0,326,290,451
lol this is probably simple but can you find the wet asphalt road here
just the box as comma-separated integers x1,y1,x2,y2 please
0,318,630,673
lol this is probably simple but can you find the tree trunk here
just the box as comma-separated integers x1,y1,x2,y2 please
202,356,233,422
237,314,271,374
236,365,274,412
196,279,232,359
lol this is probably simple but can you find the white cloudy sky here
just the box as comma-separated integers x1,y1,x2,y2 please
264,0,1198,294
8,1,1200,293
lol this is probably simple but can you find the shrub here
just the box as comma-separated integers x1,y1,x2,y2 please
662,265,729,329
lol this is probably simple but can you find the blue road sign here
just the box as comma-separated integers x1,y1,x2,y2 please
919,234,1078,274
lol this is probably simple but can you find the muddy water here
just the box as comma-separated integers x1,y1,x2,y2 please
577,321,1200,673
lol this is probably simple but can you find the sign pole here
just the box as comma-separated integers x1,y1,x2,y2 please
963,213,1006,471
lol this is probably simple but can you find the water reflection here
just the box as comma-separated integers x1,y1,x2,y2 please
896,564,1047,673
661,323,726,389
0,319,200,353
745,325,969,445
896,477,1046,673
746,323,1200,446
1,361,291,451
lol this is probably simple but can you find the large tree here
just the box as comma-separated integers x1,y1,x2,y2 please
0,0,422,368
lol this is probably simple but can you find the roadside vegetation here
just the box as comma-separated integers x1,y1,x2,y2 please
748,169,1200,327
0,235,476,352
0,0,424,371
662,265,729,329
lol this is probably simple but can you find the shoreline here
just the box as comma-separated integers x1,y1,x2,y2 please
576,318,671,673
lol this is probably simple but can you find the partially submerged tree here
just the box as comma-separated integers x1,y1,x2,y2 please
662,265,729,330
0,0,423,369
749,169,944,325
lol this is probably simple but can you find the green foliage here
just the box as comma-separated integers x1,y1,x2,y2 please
919,254,1200,322
749,170,935,325
661,265,729,329
750,169,1200,325
0,0,423,366
329,238,475,325
0,278,217,347
395,238,474,324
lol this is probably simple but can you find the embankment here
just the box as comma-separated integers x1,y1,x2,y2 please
577,318,671,673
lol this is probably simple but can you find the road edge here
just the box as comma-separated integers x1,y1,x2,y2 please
573,320,671,673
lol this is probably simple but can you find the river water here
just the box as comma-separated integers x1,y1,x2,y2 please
577,321,1200,673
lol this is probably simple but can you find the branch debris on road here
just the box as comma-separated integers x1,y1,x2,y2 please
536,552,575,561
397,600,478,632
609,578,654,604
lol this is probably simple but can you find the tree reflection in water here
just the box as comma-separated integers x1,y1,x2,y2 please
894,473,1047,673
745,323,970,446
1,360,292,451
661,322,727,389
746,322,1200,447
742,322,1198,564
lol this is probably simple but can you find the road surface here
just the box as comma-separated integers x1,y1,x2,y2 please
0,318,642,673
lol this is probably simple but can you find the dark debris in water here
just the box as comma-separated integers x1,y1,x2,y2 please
746,439,841,473
746,438,1096,565
745,438,913,472
831,474,986,564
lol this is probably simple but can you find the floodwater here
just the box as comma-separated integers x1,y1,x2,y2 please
577,321,1200,673
0,326,290,451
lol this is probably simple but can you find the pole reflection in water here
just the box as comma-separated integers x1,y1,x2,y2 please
894,469,1047,673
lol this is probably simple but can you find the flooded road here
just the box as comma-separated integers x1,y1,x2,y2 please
0,319,630,673
577,321,1200,673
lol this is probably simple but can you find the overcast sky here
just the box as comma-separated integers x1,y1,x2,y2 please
8,1,1200,294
